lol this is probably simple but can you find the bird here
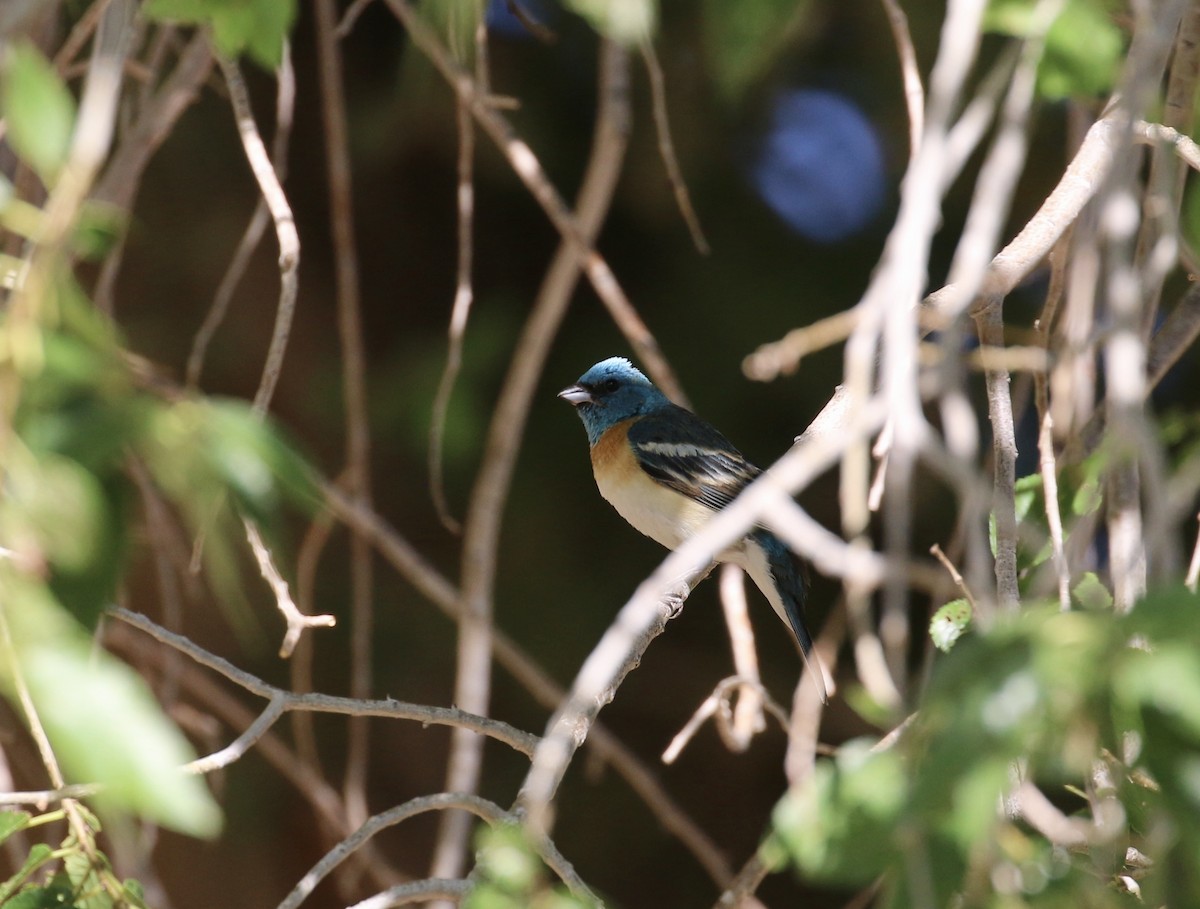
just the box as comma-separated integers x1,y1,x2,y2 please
559,356,826,702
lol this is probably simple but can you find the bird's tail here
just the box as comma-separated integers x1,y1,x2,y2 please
751,529,827,703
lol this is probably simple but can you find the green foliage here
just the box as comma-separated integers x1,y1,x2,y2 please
0,96,315,847
143,0,297,69
563,0,656,46
989,461,1103,593
0,807,149,909
1,42,76,185
465,824,597,909
985,0,1124,99
1,574,222,837
929,598,972,652
1073,571,1113,610
420,0,485,62
0,286,311,830
774,588,1200,906
701,0,811,102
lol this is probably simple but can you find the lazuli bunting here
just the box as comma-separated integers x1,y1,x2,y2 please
559,357,826,701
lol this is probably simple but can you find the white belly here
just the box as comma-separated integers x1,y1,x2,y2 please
595,465,712,550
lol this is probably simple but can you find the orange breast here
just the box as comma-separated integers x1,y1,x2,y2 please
589,417,713,549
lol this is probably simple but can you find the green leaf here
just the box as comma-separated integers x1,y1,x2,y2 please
414,0,482,63
773,739,906,885
0,843,54,905
985,0,1123,99
1072,572,1113,611
4,881,79,909
1,42,76,184
138,397,315,554
2,580,222,838
63,849,111,909
0,447,126,629
702,0,812,102
1116,645,1200,740
144,0,296,69
930,598,973,652
563,0,656,45
474,824,541,894
0,811,31,846
944,757,1010,845
72,202,127,261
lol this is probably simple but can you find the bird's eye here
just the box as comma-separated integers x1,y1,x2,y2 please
601,378,620,393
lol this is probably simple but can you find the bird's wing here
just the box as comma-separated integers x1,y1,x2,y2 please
626,405,762,512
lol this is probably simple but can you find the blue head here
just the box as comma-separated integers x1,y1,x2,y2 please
559,357,670,445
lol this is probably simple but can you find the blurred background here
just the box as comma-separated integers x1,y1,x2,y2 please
11,0,1197,906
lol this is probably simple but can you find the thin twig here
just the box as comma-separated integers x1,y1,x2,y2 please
640,40,710,254
244,520,336,658
347,880,473,909
717,564,766,752
214,51,301,416
1134,0,1200,336
1066,280,1200,463
184,694,287,774
661,676,789,765
975,297,1020,610
1034,235,1073,610
921,110,1125,327
1099,0,1186,610
186,48,294,388
428,19,491,536
431,36,635,889
107,622,405,890
878,0,924,160
52,0,112,72
292,503,338,772
0,785,102,806
278,793,602,909
110,608,538,757
517,562,714,833
314,0,377,838
427,92,476,535
1186,514,1200,592
321,484,733,886
711,851,772,909
381,0,687,404
742,308,860,382
785,610,844,788
336,0,376,36
929,543,978,610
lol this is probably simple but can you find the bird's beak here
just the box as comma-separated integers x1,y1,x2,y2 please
557,384,593,406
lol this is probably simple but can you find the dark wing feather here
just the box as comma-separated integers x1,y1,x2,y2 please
627,406,761,511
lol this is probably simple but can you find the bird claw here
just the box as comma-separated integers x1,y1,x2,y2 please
662,585,689,619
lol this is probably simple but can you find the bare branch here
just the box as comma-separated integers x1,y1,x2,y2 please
640,40,710,254
314,0,377,838
187,50,295,388
380,0,687,403
922,111,1124,325
244,521,336,659
432,36,635,890
214,51,301,416
278,793,601,909
879,0,924,159
347,880,473,909
110,608,538,757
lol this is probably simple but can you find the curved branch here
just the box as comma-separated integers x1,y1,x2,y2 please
110,608,538,757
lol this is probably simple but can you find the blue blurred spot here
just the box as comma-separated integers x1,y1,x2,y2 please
747,88,887,243
487,0,552,39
